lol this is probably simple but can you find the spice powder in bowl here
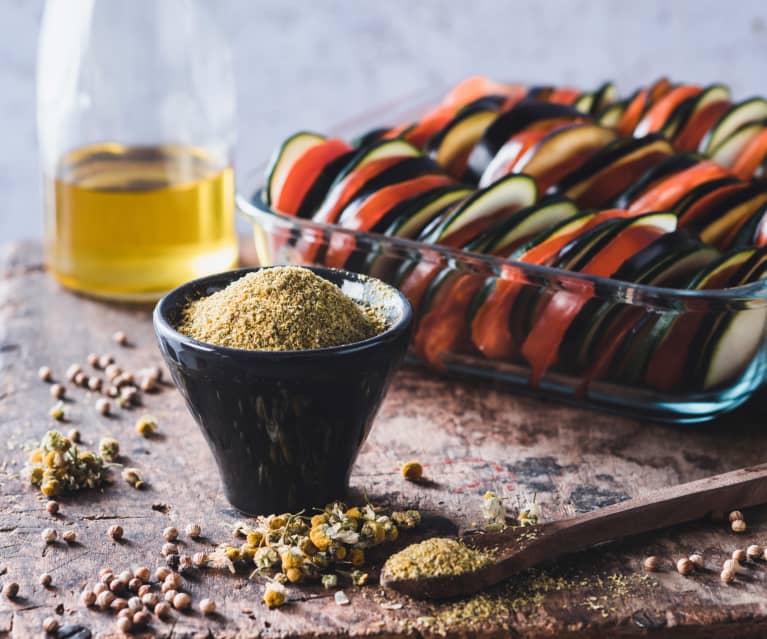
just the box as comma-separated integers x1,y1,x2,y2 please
177,266,387,350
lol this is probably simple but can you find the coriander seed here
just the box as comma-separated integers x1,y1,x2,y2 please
172,592,191,610
96,398,112,416
67,428,80,443
108,524,124,541
81,589,96,606
94,582,108,594
105,364,121,381
729,510,744,522
98,354,114,369
643,556,661,572
723,558,740,573
43,617,59,634
62,530,76,543
178,555,193,573
163,527,178,542
46,500,59,515
87,353,99,367
42,527,58,543
39,573,52,587
676,558,694,576
88,377,102,392
141,592,158,608
186,523,201,539
133,610,150,627
133,566,151,582
96,590,115,609
192,552,208,568
732,549,747,562
66,364,82,381
401,460,423,481
689,553,704,569
50,383,66,399
106,386,119,398
721,568,735,584
2,582,19,598
747,544,763,560
200,598,216,615
110,597,129,612
116,616,133,634
149,365,163,382
128,596,142,612
128,577,141,593
113,331,129,346
140,376,156,393
73,371,88,387
731,519,747,533
162,542,178,557
137,585,151,598
163,588,177,600
38,366,53,382
155,601,171,619
164,572,181,589
118,570,132,583
155,566,171,581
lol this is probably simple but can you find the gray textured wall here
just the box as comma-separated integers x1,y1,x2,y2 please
2,0,766,241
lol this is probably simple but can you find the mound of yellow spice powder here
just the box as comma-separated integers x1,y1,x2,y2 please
383,538,495,581
178,267,386,351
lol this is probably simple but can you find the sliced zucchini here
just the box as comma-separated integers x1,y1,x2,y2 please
291,149,357,218
265,131,326,206
699,188,767,248
510,211,598,262
598,101,626,127
708,121,766,168
589,81,618,117
352,127,391,148
729,202,767,248
573,93,595,114
384,186,471,238
672,176,739,216
479,198,579,256
332,138,420,185
700,97,767,153
421,173,538,248
465,99,584,183
661,85,730,140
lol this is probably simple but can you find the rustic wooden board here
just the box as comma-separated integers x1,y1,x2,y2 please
2,241,767,638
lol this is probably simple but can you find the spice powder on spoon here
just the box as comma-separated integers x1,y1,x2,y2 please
177,266,386,351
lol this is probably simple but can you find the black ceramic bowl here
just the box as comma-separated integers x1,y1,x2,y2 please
153,266,412,515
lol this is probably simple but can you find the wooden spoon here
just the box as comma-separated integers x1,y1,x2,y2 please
381,462,767,599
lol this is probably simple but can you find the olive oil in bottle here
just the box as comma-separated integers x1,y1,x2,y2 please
44,144,237,301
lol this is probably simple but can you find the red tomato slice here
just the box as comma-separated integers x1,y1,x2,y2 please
627,161,731,214
274,139,353,215
634,85,703,137
731,129,767,180
547,88,582,105
324,175,454,268
313,157,405,225
414,271,487,368
521,222,669,386
614,89,649,137
674,100,731,152
442,76,525,108
678,182,751,230
399,259,444,319
471,210,631,360
648,77,673,105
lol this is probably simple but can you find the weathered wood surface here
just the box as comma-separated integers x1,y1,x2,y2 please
2,241,767,638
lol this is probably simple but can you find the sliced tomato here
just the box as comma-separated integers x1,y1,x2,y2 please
673,100,732,152
521,215,675,386
414,271,488,368
731,128,767,180
470,210,631,361
547,87,582,105
648,77,673,104
398,259,444,319
627,161,731,214
324,174,454,268
614,89,649,137
274,139,353,215
678,182,752,230
442,76,525,108
634,85,703,137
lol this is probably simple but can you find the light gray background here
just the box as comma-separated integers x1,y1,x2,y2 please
2,0,766,241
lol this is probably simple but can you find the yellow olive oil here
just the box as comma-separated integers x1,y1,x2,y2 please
44,143,238,301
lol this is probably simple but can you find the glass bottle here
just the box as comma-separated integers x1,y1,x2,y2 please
37,0,238,301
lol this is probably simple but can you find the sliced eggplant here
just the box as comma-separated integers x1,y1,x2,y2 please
352,127,391,148
672,176,740,216
729,202,767,248
589,81,618,117
290,149,357,218
421,173,538,248
661,85,730,140
383,186,472,238
265,131,326,206
700,97,767,153
332,138,420,185
465,99,584,182
686,181,767,244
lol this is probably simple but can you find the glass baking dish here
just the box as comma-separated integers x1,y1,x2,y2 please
236,87,767,424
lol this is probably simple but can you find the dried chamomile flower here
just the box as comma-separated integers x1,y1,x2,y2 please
481,491,506,531
518,495,541,526
99,437,120,461
135,415,157,438
122,467,144,489
263,581,287,608
321,574,338,590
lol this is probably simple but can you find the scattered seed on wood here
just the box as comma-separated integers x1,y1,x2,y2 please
87,377,102,392
172,592,191,610
87,353,99,367
643,556,661,572
732,549,747,562
66,364,82,381
73,371,88,387
186,523,201,539
133,610,150,627
163,588,177,601
721,568,735,584
155,567,171,582
724,558,740,573
192,552,208,568
105,386,119,398
2,582,19,598
676,558,694,576
110,597,129,612
178,555,193,573
401,460,423,481
164,572,182,589
38,366,53,382
113,331,129,346
67,428,81,443
200,598,216,615
729,510,744,522
96,590,115,609
39,573,52,587
747,544,763,560
94,583,108,595
81,589,96,606
133,566,151,582
155,601,172,619
689,553,704,569
63,530,76,543
46,500,60,515
115,616,133,634
98,354,114,369
141,592,158,608
135,415,157,438
137,585,151,598
162,542,179,557
43,617,59,634
42,527,58,543
140,376,156,392
108,525,124,541
50,384,66,399
732,519,747,533
128,577,142,593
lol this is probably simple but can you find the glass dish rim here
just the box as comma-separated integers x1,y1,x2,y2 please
238,191,767,310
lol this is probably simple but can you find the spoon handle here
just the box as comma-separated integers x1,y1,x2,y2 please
527,462,767,566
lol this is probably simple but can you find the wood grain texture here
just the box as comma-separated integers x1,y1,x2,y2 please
2,241,767,638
